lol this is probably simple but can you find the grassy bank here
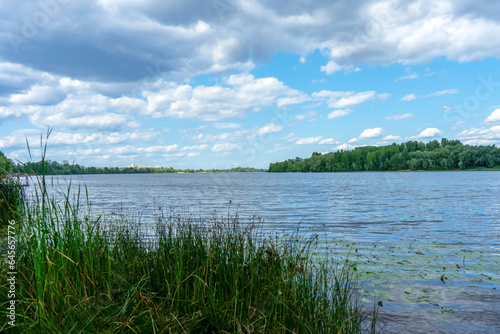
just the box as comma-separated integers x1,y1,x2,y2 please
0,174,377,333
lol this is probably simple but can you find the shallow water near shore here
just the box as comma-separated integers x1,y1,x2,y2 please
43,171,500,333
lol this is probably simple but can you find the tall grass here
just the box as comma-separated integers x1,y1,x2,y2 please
0,178,23,229
1,152,378,333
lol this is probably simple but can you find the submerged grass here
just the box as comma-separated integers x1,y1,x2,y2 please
0,146,378,333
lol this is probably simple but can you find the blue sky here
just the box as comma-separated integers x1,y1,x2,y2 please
1,0,500,169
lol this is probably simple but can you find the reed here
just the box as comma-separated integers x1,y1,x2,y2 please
0,142,378,333
0,179,23,229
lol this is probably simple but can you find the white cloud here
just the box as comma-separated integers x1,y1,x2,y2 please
377,93,391,101
418,127,442,138
280,133,298,143
407,127,442,140
295,136,323,145
296,111,317,120
334,143,353,151
442,106,454,113
383,135,402,141
211,143,241,152
359,127,385,139
332,91,376,108
213,123,243,130
0,130,158,149
141,145,179,153
145,74,302,121
401,89,458,102
426,89,458,97
484,109,500,124
401,94,417,101
35,113,135,132
1,1,500,86
276,93,310,108
348,137,359,144
463,139,498,146
320,60,342,75
296,136,323,145
456,125,500,142
181,144,209,151
248,123,284,138
313,90,376,108
396,73,418,81
318,138,339,145
9,85,64,105
327,109,353,119
385,113,414,120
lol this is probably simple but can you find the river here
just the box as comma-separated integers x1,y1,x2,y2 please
46,171,500,333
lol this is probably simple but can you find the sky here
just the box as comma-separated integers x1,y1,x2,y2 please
1,0,500,169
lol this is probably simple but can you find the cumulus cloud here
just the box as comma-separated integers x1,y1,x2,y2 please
145,74,302,121
181,144,209,151
335,143,353,151
484,109,500,124
9,85,64,105
456,125,500,142
417,127,442,138
401,94,417,101
248,123,284,139
318,138,339,145
1,0,500,84
359,127,385,139
0,129,158,149
320,60,343,75
212,122,243,130
211,143,241,152
406,127,442,140
34,113,136,132
383,135,402,141
295,136,323,145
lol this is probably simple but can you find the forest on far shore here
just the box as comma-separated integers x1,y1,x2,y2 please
268,139,500,172
2,138,500,175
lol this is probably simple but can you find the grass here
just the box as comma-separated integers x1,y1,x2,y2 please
0,177,24,230
0,147,378,333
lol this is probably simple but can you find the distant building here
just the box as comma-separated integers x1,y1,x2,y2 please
128,163,164,169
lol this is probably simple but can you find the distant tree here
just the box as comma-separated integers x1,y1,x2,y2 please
268,139,500,172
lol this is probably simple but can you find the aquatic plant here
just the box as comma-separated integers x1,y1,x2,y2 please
0,143,378,333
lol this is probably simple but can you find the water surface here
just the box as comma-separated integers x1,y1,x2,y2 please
48,171,500,333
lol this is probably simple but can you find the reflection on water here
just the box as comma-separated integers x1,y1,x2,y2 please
41,171,500,333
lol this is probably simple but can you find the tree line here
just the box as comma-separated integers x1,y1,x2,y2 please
268,139,500,172
6,159,265,175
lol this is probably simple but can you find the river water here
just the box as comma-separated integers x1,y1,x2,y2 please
47,171,500,333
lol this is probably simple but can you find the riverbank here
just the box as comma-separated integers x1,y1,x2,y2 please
0,175,378,333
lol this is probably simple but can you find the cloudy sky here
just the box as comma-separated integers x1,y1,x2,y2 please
1,0,500,168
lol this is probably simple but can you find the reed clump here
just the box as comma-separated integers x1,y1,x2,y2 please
0,178,23,229
0,173,377,333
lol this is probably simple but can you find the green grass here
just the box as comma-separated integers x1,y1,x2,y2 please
0,178,23,229
0,170,378,333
